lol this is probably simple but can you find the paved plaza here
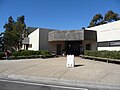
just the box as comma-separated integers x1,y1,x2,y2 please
0,57,120,89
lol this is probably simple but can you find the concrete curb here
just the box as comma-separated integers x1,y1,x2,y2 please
1,74,120,90
80,55,120,64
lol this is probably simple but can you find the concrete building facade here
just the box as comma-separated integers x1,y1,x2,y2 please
48,30,97,55
27,20,120,55
28,27,54,51
27,27,97,55
87,20,120,51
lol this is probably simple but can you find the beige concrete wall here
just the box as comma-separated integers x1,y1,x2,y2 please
83,40,97,50
91,42,97,50
28,28,39,51
49,41,65,54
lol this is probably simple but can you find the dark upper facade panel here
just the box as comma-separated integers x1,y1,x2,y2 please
84,30,97,41
48,30,97,42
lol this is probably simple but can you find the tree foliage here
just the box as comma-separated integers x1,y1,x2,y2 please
89,10,120,27
3,15,27,51
104,10,120,22
0,32,4,52
89,14,104,27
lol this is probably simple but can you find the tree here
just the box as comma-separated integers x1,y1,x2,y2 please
3,15,27,51
16,15,27,50
104,10,120,22
0,32,4,52
88,10,120,27
89,14,103,27
4,16,15,31
3,16,15,50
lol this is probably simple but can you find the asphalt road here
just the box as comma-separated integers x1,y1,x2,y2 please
0,79,88,90
0,79,119,90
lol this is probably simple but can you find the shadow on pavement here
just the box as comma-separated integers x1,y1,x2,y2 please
74,64,84,67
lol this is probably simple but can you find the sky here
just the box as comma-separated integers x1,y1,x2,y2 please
0,0,120,32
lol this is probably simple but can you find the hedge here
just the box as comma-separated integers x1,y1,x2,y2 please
84,50,120,59
12,50,51,59
12,50,50,56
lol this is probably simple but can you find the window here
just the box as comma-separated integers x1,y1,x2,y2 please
97,41,109,47
110,40,120,46
98,40,120,47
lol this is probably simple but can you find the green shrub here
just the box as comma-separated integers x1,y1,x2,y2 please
84,50,120,59
32,51,41,55
40,50,51,57
12,50,30,56
12,50,51,59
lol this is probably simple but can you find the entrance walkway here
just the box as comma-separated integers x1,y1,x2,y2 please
0,57,120,88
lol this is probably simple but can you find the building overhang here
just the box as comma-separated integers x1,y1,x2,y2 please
48,30,97,42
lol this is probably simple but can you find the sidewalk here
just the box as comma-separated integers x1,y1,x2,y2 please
0,57,120,89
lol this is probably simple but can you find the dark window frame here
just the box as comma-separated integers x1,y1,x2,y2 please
97,41,109,47
109,40,120,47
98,40,120,47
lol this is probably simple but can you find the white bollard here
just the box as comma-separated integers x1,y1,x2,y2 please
66,55,75,67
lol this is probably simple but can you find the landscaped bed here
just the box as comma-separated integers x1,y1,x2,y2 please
0,50,55,60
84,50,120,59
80,50,120,64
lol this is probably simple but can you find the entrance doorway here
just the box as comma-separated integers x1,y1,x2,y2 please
56,44,61,55
86,44,91,50
65,41,82,56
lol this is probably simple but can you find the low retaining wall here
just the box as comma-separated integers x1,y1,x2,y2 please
80,55,120,64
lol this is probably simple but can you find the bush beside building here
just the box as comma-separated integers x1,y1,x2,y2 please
85,50,120,59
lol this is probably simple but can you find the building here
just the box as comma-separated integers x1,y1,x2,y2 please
27,20,120,55
48,30,97,55
27,27,97,55
87,20,120,51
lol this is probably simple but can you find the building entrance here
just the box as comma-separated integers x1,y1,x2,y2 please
65,41,82,56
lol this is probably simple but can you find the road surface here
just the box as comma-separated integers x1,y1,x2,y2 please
0,79,88,90
0,79,119,90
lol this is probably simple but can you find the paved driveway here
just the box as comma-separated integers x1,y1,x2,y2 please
0,57,120,88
